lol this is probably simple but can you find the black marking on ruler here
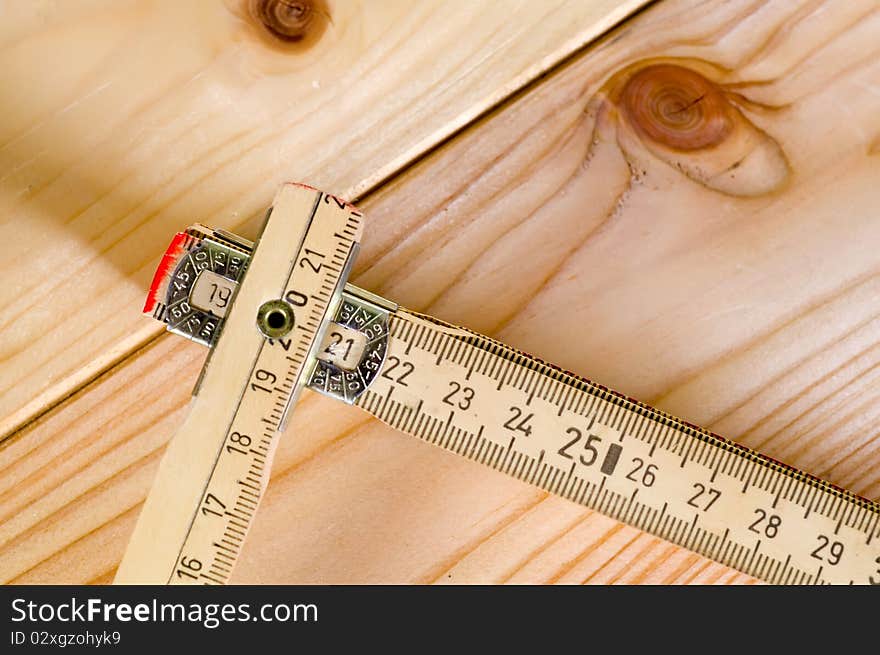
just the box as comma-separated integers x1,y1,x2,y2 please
482,348,500,379
463,351,477,380
680,437,695,467
521,456,536,486
388,399,404,426
746,539,761,573
226,524,245,537
866,511,879,545
631,413,648,442
470,425,485,457
510,361,526,390
209,558,232,573
741,461,756,493
624,488,639,517
857,505,873,537
649,423,667,457
405,399,424,433
589,476,607,508
460,432,476,459
213,541,235,555
557,385,573,416
694,525,711,556
595,401,611,427
600,443,623,476
491,442,507,470
517,367,533,392
768,553,786,585
617,409,634,442
526,380,538,406
546,378,563,407
803,484,817,518
771,474,788,509
607,403,624,434
708,527,727,564
836,498,854,535
818,490,834,518
379,385,396,419
474,349,490,380
538,375,554,403
696,441,718,467
404,325,417,355
435,335,449,365
632,501,648,530
424,416,439,444
496,358,511,391
425,329,441,359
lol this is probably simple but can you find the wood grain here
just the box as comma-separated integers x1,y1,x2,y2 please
3,0,880,584
0,0,647,440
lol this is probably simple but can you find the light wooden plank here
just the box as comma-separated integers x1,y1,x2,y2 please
0,0,648,439
3,0,880,584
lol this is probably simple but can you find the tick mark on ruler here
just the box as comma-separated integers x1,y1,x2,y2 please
557,398,567,416
649,432,661,457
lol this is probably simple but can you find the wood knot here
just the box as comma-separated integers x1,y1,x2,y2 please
243,0,329,49
600,59,789,197
619,64,732,152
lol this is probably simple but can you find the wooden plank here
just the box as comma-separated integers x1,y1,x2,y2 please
3,0,880,584
0,0,648,440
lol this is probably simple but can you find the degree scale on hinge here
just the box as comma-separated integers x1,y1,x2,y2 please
116,183,880,585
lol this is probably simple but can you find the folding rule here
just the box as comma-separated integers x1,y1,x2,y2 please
115,183,880,585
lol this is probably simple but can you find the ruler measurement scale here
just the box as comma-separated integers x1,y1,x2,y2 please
172,230,358,586
356,311,880,585
115,184,362,584
117,184,880,585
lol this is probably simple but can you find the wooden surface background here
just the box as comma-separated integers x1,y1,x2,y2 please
2,0,879,584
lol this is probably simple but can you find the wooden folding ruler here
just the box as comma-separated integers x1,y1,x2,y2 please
115,183,880,585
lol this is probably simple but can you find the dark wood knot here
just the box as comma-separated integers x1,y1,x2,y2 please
244,0,330,49
600,60,789,196
619,64,733,152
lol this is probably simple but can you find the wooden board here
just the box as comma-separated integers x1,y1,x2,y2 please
0,0,647,440
3,0,880,584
